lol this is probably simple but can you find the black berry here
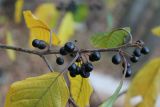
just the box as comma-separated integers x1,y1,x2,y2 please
70,70,76,77
32,39,40,48
122,62,131,68
64,42,75,53
89,51,101,62
68,63,77,72
76,66,81,75
141,46,149,55
133,48,141,57
84,62,93,72
80,70,90,78
112,53,122,65
38,40,47,49
60,47,68,55
130,56,139,63
123,67,132,78
56,57,64,65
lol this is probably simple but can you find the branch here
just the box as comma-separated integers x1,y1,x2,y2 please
40,55,54,72
0,43,139,56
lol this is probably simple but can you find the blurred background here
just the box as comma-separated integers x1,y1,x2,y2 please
0,0,160,107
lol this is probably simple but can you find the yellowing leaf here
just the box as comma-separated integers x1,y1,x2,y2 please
23,10,60,48
151,26,160,36
5,72,69,107
68,74,93,107
14,0,24,23
58,12,74,46
34,3,59,28
6,31,16,61
125,58,160,107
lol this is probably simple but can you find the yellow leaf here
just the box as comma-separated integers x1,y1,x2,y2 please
58,12,74,46
14,0,24,23
34,3,59,28
125,58,160,107
5,72,69,107
23,10,60,48
6,31,16,61
68,74,93,107
151,26,160,36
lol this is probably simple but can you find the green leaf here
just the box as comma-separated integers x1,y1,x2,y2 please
90,27,131,48
68,74,93,107
74,4,89,22
5,72,69,107
99,79,123,107
125,58,160,107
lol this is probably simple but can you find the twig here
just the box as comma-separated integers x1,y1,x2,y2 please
118,89,127,97
40,55,54,72
68,98,78,107
0,43,139,56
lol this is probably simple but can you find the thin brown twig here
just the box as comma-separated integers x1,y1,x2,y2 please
0,43,139,56
40,55,54,72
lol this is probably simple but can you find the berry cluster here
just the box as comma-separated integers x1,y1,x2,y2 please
111,40,150,77
58,42,102,78
56,42,76,66
32,39,47,49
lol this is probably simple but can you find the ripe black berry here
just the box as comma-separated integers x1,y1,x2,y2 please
133,48,141,57
84,62,93,72
123,67,132,78
122,62,131,68
76,66,81,75
89,51,101,62
60,47,68,55
70,70,76,77
64,42,75,53
68,63,77,72
56,57,64,65
80,70,90,78
112,53,122,65
38,40,47,49
32,39,40,48
141,46,149,55
130,56,139,63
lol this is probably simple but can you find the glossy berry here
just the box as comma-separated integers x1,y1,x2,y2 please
89,51,101,62
70,70,76,77
122,62,131,68
56,57,64,65
32,39,40,47
133,48,141,57
123,67,132,78
64,42,75,53
68,63,77,72
76,66,81,75
60,47,68,55
38,40,47,49
130,56,139,63
80,70,90,78
112,54,122,65
84,62,93,72
141,46,150,55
